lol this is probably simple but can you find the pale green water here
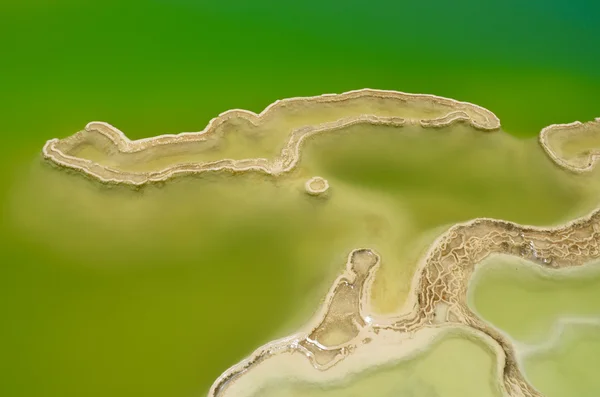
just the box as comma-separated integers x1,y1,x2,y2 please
561,131,600,159
524,324,600,397
2,1,599,396
11,120,600,395
470,256,600,343
253,330,503,397
470,256,600,395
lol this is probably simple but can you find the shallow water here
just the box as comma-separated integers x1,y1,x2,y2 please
470,256,600,394
252,330,504,397
6,116,600,396
2,1,600,397
524,323,600,397
470,256,600,343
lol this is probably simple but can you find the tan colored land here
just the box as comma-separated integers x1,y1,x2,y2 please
209,210,600,397
218,325,505,397
42,89,500,185
539,117,600,172
305,176,329,195
40,89,600,397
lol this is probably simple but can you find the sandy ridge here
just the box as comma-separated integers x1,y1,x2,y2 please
539,117,600,172
209,207,600,397
42,88,500,185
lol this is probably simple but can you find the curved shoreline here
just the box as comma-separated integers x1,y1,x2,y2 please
39,89,600,397
41,88,500,185
539,117,600,173
210,207,600,397
216,325,509,397
304,176,329,195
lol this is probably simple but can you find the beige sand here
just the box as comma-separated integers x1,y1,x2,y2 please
539,117,600,172
304,176,329,195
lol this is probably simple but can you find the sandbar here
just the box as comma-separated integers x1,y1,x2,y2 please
539,117,600,172
305,176,329,195
42,89,500,185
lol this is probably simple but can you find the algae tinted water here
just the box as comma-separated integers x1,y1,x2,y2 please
1,1,600,396
6,114,600,396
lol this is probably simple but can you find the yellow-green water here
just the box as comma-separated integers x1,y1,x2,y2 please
524,323,600,397
7,117,600,396
470,256,600,396
2,2,599,394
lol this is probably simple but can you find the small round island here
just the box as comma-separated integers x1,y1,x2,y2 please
304,176,330,196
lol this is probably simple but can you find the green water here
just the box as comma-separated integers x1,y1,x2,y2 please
7,121,600,396
2,1,600,396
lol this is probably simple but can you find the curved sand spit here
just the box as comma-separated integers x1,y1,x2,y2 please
539,117,600,172
40,89,600,397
